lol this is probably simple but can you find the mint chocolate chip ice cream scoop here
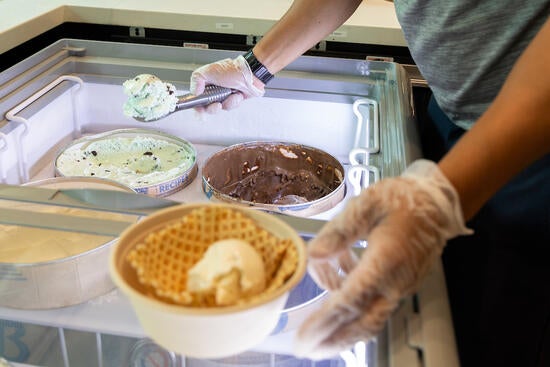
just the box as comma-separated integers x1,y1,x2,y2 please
123,74,178,122
123,74,234,122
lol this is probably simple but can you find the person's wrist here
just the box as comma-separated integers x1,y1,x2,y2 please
251,75,266,89
243,49,274,85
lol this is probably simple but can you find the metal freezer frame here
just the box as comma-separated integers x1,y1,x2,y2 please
0,39,457,367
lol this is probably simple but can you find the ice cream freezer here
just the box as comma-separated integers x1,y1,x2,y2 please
0,39,458,367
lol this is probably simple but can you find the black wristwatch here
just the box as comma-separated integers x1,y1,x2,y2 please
243,49,274,85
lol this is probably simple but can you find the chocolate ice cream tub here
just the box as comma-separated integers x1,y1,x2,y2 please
201,142,346,217
54,128,198,197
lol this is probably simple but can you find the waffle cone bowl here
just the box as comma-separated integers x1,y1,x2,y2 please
109,203,306,358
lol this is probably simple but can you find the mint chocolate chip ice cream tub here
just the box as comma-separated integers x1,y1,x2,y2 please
54,128,198,197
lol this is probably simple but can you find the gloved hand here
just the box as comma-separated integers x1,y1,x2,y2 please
190,55,265,114
294,159,473,360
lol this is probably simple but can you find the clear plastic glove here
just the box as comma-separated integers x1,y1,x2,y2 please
294,159,473,360
189,55,265,114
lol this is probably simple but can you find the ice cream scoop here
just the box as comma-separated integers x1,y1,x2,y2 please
123,74,234,122
187,239,266,306
123,74,178,122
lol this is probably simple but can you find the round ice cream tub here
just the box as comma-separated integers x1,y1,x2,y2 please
271,269,327,335
54,128,198,197
201,142,346,217
0,177,140,309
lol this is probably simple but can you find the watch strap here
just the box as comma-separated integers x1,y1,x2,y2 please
243,49,274,85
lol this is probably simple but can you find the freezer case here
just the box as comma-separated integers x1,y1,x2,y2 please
0,39,458,367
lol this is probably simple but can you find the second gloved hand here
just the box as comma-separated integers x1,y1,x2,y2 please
294,159,473,360
190,55,265,114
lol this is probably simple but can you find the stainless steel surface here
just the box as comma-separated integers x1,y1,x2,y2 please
134,85,234,122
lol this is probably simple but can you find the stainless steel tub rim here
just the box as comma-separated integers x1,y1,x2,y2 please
0,236,116,267
271,270,328,335
201,141,346,217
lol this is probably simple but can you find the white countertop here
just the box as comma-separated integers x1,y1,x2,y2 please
0,0,405,55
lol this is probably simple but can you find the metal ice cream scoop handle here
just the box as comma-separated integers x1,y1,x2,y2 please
134,85,234,122
175,85,234,110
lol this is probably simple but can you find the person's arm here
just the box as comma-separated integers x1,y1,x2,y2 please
439,17,550,219
294,17,550,361
253,0,363,74
189,0,362,112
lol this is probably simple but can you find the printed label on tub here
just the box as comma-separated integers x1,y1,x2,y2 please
0,265,26,281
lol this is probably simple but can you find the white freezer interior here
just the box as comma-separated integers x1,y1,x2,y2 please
0,39,458,367
12,83,360,220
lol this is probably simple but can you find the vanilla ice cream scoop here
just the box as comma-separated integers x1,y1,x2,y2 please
187,239,266,306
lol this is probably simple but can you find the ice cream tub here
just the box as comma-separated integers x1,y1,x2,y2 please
54,128,198,197
0,177,140,309
201,142,346,217
271,267,327,335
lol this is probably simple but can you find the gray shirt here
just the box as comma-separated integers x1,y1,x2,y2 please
394,1,550,129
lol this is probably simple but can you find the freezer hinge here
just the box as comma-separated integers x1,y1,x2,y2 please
246,35,263,46
311,41,327,52
129,26,146,38
366,55,394,62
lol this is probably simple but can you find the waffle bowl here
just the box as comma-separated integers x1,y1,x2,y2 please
109,203,307,358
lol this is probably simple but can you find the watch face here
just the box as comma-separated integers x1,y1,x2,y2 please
130,339,176,367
